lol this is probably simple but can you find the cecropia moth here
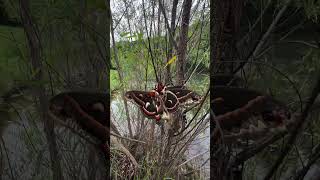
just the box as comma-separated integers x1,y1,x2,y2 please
125,83,202,121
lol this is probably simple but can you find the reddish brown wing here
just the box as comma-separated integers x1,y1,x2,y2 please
49,92,108,126
166,87,202,104
49,93,108,144
163,91,179,112
125,91,161,120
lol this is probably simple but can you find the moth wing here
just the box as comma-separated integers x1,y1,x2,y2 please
166,85,186,90
166,88,201,103
125,91,159,117
164,91,179,112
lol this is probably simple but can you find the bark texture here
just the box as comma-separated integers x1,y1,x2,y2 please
176,0,192,85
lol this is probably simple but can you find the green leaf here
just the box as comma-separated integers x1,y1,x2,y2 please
120,32,130,37
126,35,137,39
87,0,107,11
137,32,144,41
30,67,41,79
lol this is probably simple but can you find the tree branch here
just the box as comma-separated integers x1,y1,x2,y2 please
233,0,293,74
292,143,320,180
110,14,133,137
264,74,320,180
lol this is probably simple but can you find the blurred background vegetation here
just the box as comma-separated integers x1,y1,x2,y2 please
0,0,320,179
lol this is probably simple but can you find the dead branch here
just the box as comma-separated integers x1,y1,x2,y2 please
264,74,320,180
111,132,146,145
234,0,293,74
292,143,320,180
158,0,178,50
234,130,287,166
176,150,209,170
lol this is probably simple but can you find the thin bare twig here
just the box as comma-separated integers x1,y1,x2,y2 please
1,137,15,180
110,14,133,137
234,0,293,74
292,143,320,180
158,0,178,50
238,0,272,47
110,132,146,144
142,0,160,82
176,150,209,169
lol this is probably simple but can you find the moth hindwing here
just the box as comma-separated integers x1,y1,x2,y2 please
163,90,179,112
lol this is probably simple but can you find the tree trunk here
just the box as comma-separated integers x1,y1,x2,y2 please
0,1,22,27
19,1,64,180
176,0,192,85
105,3,111,178
211,0,243,75
79,0,110,179
210,0,244,179
164,0,178,84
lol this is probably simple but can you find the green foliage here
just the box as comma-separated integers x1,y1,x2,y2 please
120,31,144,41
0,27,26,92
111,18,210,92
295,0,320,22
303,48,320,73
87,0,107,11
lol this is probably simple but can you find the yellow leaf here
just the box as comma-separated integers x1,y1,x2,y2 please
31,67,41,78
164,55,177,68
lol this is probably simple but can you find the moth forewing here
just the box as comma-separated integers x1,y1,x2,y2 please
125,91,162,120
168,88,201,100
125,91,149,107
